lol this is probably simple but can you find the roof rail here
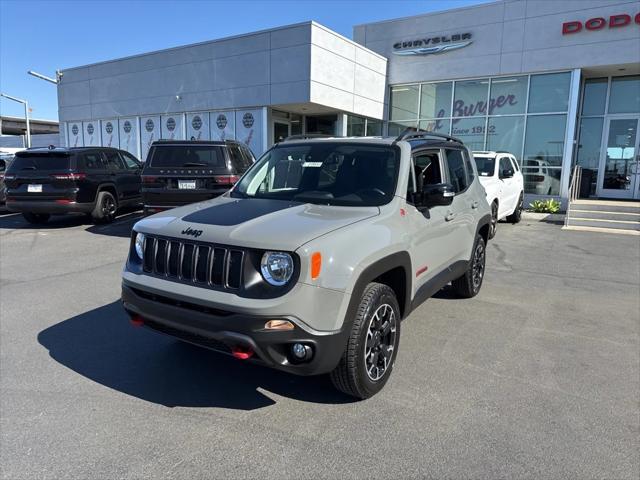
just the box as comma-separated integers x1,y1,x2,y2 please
394,127,463,145
282,133,342,142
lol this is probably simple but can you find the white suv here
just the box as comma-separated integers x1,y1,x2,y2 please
473,151,524,238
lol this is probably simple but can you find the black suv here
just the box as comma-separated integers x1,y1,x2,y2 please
5,146,142,224
141,140,254,215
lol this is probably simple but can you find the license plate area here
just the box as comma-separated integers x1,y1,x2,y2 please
178,180,196,190
28,184,43,193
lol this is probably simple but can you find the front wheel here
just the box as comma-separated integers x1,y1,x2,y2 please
452,234,486,298
330,282,401,400
506,192,523,224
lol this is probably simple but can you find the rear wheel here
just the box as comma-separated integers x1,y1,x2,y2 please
452,234,486,298
23,212,50,224
507,192,523,224
91,191,117,224
488,202,498,239
330,282,401,400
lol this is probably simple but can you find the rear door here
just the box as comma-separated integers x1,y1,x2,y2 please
442,148,475,263
103,149,129,202
119,150,143,200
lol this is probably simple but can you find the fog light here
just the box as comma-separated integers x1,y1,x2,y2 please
291,343,311,360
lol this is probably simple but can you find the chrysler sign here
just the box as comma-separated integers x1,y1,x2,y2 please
393,32,472,55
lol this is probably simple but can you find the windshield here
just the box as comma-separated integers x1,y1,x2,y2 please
473,156,495,177
148,145,227,169
9,152,73,171
231,142,399,206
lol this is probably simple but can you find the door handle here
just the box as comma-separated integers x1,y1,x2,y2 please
471,201,479,209
445,212,456,221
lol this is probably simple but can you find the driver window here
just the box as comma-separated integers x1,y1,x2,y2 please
499,157,512,178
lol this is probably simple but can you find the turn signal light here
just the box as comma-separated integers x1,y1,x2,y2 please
311,252,322,280
264,319,294,331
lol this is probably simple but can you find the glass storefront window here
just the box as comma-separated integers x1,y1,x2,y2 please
366,119,382,136
390,85,420,121
576,117,604,170
523,114,567,167
388,120,417,137
608,76,640,114
420,82,452,118
522,167,561,195
489,76,527,115
528,72,571,113
452,117,485,151
486,116,524,156
453,79,489,117
581,78,608,116
419,118,451,135
347,115,365,136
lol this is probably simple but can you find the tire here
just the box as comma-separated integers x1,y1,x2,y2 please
506,192,523,224
91,191,117,224
488,201,498,239
22,212,50,224
452,234,486,299
330,282,401,400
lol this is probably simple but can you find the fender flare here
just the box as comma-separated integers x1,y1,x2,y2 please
95,182,119,204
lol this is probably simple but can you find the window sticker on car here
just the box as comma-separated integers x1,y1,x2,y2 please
302,162,323,168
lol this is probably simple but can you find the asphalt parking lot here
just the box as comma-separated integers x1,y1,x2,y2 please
0,210,638,479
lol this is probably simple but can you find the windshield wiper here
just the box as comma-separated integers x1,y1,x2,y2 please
182,162,208,167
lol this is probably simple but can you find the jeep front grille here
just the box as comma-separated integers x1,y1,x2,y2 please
142,235,244,290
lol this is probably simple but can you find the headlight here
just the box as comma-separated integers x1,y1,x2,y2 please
260,251,294,286
134,232,145,260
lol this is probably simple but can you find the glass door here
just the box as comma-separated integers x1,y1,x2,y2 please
597,117,640,199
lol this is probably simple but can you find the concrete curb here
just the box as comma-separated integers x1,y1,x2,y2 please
522,211,565,224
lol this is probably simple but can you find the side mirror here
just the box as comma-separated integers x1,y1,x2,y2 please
415,182,455,210
501,168,514,179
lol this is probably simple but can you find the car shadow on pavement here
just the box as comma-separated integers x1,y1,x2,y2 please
38,301,354,410
85,210,143,238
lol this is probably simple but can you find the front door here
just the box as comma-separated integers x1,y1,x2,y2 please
273,122,290,144
597,117,640,199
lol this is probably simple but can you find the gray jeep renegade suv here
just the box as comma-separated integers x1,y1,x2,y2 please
121,130,491,399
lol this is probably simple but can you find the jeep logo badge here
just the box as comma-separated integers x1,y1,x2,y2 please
181,226,203,238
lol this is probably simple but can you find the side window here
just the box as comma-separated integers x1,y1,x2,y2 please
499,157,512,178
444,149,469,193
81,152,105,170
227,145,246,171
241,145,255,167
104,150,125,171
407,150,442,197
510,156,520,171
463,150,475,184
121,151,140,169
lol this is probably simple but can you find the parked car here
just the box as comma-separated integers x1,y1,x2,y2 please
473,151,524,238
0,154,15,206
141,140,254,215
4,146,142,224
121,131,491,399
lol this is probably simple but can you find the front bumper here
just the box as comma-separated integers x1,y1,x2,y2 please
6,199,94,214
121,283,349,376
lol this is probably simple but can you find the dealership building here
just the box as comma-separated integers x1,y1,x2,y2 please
58,0,640,203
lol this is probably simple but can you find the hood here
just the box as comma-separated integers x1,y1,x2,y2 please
134,195,379,251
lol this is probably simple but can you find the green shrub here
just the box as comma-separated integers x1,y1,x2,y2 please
529,198,561,213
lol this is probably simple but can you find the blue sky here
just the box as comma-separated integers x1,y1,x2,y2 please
0,0,488,121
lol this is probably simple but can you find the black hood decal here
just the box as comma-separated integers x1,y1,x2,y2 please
181,198,301,226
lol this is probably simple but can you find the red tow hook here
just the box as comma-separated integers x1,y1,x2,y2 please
130,315,145,327
231,346,254,360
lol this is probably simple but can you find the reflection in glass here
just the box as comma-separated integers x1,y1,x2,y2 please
366,119,382,136
523,115,567,167
581,78,608,116
528,72,571,113
419,118,451,135
602,118,638,191
347,115,365,136
453,79,489,117
486,116,525,157
452,117,486,151
489,76,527,115
420,82,453,118
608,76,640,114
522,167,561,195
390,85,420,121
388,120,417,137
